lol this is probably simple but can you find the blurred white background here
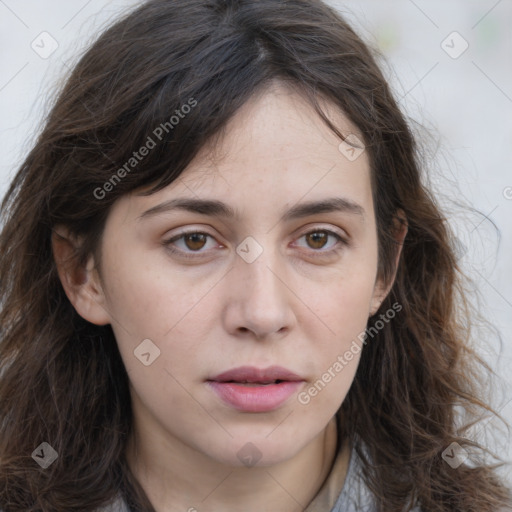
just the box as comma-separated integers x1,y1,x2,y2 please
0,0,511,487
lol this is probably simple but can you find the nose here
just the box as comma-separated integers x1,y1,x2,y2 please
221,248,296,341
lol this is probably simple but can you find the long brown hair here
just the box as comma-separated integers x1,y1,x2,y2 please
0,0,510,510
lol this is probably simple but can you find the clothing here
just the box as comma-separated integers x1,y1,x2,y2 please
305,435,393,512
96,435,422,512
316,437,422,512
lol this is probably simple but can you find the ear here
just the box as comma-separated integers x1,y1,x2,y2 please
52,225,111,325
369,210,408,316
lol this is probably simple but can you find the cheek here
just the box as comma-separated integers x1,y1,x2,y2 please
303,261,377,343
100,243,214,339
296,256,376,398
99,246,221,390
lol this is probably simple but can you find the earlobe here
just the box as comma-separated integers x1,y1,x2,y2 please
52,226,111,326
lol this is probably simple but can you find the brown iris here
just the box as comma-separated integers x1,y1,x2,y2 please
305,231,328,249
184,233,208,251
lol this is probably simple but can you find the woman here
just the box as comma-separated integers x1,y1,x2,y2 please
0,0,510,510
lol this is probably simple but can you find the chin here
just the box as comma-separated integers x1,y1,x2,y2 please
205,434,305,469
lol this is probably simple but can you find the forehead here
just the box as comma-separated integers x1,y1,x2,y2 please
125,83,373,222
192,83,366,175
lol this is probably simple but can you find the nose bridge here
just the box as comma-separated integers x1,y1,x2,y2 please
237,240,285,304
225,238,293,337
246,257,280,298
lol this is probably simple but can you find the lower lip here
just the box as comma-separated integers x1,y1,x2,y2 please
207,381,304,412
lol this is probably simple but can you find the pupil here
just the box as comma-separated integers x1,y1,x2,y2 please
186,234,207,251
308,232,327,249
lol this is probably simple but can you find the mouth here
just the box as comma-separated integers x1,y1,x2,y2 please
209,365,303,384
222,380,285,386
206,366,305,412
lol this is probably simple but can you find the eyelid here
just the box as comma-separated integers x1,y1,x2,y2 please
294,224,349,243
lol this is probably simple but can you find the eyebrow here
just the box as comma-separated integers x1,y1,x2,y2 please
137,196,365,222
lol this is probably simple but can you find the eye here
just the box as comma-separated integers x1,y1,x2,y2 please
163,227,348,261
163,230,221,258
293,228,347,255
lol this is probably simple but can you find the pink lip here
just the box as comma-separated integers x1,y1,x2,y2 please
207,365,305,413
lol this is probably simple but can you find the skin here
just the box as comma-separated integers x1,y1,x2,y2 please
53,82,406,512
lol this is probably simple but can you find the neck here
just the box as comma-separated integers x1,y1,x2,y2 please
126,416,340,512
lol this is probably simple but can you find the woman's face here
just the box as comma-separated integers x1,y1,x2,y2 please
85,84,388,467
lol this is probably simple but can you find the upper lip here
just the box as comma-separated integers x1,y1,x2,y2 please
209,365,304,384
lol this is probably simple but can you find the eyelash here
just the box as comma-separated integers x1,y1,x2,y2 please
162,228,348,260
